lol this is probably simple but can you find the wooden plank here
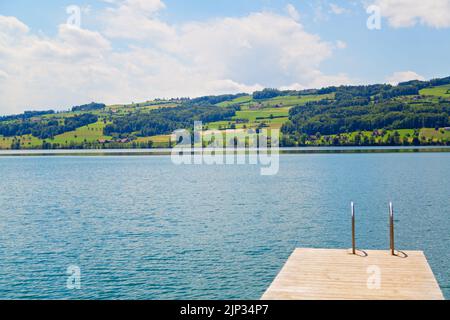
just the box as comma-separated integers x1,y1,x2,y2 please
262,248,444,300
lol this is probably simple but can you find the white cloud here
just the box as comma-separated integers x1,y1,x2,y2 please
372,0,450,28
0,21,115,115
164,12,340,87
307,72,353,89
0,15,29,34
286,4,300,21
102,0,174,40
0,1,352,114
386,71,425,85
329,4,347,15
280,72,353,90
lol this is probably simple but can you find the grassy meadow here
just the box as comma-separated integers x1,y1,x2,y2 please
420,84,450,98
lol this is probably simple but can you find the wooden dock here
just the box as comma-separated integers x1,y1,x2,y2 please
262,248,444,300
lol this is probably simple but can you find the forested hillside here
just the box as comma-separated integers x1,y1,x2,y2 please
281,77,450,146
1,77,450,149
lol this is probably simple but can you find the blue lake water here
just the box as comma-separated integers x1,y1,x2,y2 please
0,153,448,299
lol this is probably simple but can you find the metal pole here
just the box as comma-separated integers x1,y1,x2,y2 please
389,202,395,256
351,202,356,254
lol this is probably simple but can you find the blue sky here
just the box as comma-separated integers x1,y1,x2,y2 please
1,0,450,114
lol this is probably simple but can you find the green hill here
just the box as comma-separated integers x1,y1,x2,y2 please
1,77,450,149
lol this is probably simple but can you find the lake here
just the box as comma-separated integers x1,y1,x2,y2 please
0,152,448,299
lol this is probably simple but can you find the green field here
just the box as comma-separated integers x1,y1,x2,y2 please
135,135,172,147
217,95,253,107
107,101,179,114
420,128,450,140
259,94,334,107
217,93,333,109
49,121,111,146
0,134,42,149
233,108,290,121
0,121,112,149
419,84,450,97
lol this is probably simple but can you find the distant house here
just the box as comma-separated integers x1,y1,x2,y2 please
98,138,130,144
249,103,263,110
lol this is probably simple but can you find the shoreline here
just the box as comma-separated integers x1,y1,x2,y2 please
1,146,450,156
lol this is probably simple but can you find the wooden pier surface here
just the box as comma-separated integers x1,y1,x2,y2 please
262,248,444,300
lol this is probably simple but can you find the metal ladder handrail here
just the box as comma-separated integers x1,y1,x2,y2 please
389,202,395,256
350,201,396,256
351,202,356,254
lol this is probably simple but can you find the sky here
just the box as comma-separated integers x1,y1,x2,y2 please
1,0,450,115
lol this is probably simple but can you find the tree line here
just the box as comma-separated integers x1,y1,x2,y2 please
104,103,239,137
71,102,106,112
0,110,55,122
0,113,98,139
